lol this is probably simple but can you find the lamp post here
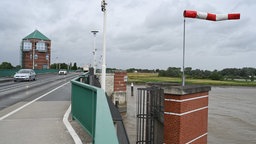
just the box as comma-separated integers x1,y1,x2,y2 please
91,30,99,74
55,57,58,69
101,0,107,91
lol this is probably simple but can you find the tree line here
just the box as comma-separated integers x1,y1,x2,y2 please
158,67,256,82
1,61,256,81
50,63,78,70
0,62,20,69
0,62,78,70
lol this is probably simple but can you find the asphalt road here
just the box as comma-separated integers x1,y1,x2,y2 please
0,73,77,110
0,73,80,144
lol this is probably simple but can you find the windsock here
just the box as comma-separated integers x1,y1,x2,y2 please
183,10,240,21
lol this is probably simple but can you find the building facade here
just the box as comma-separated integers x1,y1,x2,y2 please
21,30,51,69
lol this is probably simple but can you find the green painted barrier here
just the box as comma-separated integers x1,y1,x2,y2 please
0,69,18,77
0,69,59,77
71,74,118,144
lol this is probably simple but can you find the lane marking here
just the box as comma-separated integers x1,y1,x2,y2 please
63,105,83,144
0,82,69,121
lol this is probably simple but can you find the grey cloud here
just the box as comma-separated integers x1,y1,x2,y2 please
0,0,255,70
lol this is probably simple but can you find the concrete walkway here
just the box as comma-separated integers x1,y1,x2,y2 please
0,82,80,144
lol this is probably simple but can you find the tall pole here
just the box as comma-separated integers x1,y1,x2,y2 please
32,45,35,70
182,10,240,87
182,18,186,86
91,30,99,74
101,0,107,91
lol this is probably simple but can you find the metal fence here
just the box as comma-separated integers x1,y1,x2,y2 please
136,87,164,144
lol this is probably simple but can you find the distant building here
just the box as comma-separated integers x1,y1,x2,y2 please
21,30,51,69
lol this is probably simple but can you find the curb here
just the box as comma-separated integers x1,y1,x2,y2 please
63,105,83,144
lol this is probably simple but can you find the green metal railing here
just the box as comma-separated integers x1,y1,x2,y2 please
0,69,59,77
71,74,119,144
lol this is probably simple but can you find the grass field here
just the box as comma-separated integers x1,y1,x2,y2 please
127,73,256,87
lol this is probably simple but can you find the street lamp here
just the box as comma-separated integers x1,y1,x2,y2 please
91,30,99,74
101,0,107,91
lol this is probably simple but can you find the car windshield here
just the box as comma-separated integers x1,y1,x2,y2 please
18,69,31,73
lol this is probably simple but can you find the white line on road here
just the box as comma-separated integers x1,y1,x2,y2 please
63,105,83,144
0,81,83,144
0,82,69,120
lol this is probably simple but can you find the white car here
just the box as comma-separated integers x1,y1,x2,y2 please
58,69,67,75
14,69,36,82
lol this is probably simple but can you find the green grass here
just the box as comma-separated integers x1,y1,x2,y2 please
127,73,256,87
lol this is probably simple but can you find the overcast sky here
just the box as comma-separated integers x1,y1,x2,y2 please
0,0,255,70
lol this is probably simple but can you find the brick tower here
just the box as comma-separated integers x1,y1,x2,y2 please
21,30,51,69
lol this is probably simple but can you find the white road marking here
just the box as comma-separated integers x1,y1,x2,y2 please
0,82,69,120
1,81,83,144
63,105,83,144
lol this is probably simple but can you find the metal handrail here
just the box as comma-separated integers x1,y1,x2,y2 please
71,74,119,144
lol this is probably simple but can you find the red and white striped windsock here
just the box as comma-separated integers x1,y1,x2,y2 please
183,10,240,21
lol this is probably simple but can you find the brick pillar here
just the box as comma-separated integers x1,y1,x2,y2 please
114,71,127,91
113,71,127,112
164,85,211,144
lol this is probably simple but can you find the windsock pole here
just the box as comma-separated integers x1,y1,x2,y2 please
182,10,240,86
182,18,186,86
183,10,240,21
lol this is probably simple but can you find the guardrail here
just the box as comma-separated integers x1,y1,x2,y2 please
71,73,119,144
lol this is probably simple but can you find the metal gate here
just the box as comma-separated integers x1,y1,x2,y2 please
136,87,164,144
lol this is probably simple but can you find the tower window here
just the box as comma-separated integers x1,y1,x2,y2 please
23,41,32,51
36,41,46,52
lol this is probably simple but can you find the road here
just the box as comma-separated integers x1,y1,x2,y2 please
0,73,77,110
0,73,80,144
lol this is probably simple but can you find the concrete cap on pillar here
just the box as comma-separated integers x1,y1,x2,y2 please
146,82,211,95
164,85,211,95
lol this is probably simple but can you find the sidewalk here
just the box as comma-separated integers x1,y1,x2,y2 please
0,82,83,144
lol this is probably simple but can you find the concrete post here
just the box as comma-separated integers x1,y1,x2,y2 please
131,82,134,96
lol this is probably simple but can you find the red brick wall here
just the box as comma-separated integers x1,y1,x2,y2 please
164,91,209,144
114,72,127,92
22,39,51,69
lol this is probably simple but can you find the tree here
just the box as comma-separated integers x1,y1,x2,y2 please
210,70,223,80
0,62,13,69
185,67,192,75
158,70,167,77
15,65,21,69
191,69,204,79
166,67,181,77
126,68,136,73
50,63,57,69
59,63,68,69
71,62,77,70
221,68,240,80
